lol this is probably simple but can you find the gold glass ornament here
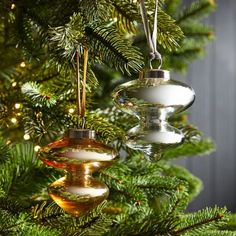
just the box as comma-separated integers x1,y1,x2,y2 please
38,128,117,216
112,69,195,160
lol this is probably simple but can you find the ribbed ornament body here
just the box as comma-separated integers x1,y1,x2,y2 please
112,69,195,160
38,129,117,216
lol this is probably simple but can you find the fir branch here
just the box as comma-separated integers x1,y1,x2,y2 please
23,108,65,144
100,167,149,205
109,0,139,33
181,22,214,40
15,13,44,59
0,198,26,214
109,181,148,206
164,0,182,16
125,155,163,176
21,224,59,236
100,171,123,184
0,139,10,164
163,139,215,160
0,209,59,236
108,1,184,51
48,12,85,59
220,214,236,231
176,0,216,24
178,39,208,53
172,47,204,61
163,55,188,72
133,175,187,194
164,191,189,219
21,82,57,108
74,0,102,23
85,24,143,74
175,215,221,235
18,213,60,236
85,112,126,142
94,107,136,132
173,207,228,235
177,124,202,142
0,61,20,81
112,212,155,235
0,143,59,202
35,201,112,235
160,163,202,201
32,201,64,222
194,231,236,236
78,213,112,236
0,210,21,235
157,9,184,51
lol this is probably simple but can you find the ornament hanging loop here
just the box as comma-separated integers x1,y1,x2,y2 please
140,0,162,69
149,55,162,69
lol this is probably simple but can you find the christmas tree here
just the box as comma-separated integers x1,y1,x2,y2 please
0,0,236,235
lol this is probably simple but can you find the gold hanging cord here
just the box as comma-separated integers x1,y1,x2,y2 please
76,48,81,128
76,47,88,129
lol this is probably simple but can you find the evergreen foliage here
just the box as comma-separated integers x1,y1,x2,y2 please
1,0,235,235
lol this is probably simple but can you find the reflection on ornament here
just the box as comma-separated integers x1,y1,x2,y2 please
38,129,117,216
112,69,195,160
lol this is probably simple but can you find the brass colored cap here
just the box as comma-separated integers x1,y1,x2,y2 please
66,128,96,139
139,69,170,80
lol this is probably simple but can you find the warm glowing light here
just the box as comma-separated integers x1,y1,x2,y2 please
6,140,11,145
16,112,22,116
20,62,26,67
15,103,21,109
11,117,17,124
34,145,41,152
69,108,75,114
23,134,30,140
12,82,17,87
11,4,16,9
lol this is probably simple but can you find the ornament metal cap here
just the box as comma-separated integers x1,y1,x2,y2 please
66,128,96,139
139,69,170,80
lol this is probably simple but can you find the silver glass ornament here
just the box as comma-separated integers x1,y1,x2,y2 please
112,69,195,160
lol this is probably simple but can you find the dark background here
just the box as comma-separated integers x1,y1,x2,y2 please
177,0,236,212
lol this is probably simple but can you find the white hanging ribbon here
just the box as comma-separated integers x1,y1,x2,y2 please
140,0,162,69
